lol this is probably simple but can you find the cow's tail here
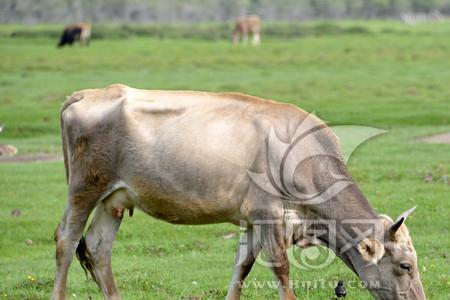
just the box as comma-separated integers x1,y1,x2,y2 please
60,91,83,183
60,112,69,183
76,236,99,284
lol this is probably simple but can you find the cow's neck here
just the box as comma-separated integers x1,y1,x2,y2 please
312,182,377,221
301,182,382,275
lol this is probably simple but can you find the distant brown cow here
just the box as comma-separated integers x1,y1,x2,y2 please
232,15,261,46
58,23,91,48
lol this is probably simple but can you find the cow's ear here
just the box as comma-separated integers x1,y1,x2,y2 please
357,238,385,264
389,206,416,241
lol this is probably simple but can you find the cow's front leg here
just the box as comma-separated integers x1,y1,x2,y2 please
254,217,296,300
225,227,262,300
252,32,261,46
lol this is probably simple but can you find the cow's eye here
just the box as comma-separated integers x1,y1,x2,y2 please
399,263,411,272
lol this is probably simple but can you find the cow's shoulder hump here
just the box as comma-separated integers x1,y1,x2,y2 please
61,84,129,128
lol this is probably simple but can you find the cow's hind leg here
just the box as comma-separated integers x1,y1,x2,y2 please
226,227,262,300
242,33,249,46
78,193,123,300
52,193,99,300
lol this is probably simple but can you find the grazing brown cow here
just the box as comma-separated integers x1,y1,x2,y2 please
52,84,426,300
232,15,261,46
57,23,91,48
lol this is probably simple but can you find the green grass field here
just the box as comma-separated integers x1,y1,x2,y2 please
0,21,449,299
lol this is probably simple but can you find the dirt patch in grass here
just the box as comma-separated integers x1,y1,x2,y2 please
0,153,62,163
416,132,450,144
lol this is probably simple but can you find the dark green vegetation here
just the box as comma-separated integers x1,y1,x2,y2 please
2,0,450,23
0,21,449,299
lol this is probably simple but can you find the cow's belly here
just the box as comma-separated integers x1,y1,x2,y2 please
136,192,245,225
124,147,255,225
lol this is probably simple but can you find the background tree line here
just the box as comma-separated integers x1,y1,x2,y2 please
1,0,449,23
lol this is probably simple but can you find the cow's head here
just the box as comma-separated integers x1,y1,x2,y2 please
352,207,426,300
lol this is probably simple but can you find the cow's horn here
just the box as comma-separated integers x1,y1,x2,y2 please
389,206,416,240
